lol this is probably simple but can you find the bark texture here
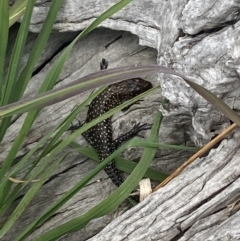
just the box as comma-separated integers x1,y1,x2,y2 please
88,131,240,241
2,0,240,240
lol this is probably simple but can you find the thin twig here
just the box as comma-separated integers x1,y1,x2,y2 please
153,123,237,192
8,176,41,183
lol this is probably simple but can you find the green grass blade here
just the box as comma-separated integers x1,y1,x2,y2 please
0,154,67,239
30,111,162,241
118,140,200,151
0,0,9,103
0,0,65,184
0,179,12,208
2,65,239,132
0,78,159,119
69,142,168,182
0,86,106,210
4,0,134,110
54,87,158,143
0,0,36,141
0,134,59,214
2,0,36,105
69,140,198,156
0,0,148,118
5,86,104,180
15,99,161,239
0,116,65,208
76,0,134,38
0,0,64,140
14,0,64,101
0,111,36,186
15,144,132,241
21,0,135,108
9,0,28,27
115,156,168,181
68,140,198,181
41,86,106,155
9,86,158,189
183,78,240,126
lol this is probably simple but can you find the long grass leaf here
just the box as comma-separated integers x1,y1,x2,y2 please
0,0,9,103
69,142,168,182
0,68,160,118
0,0,64,141
115,156,168,181
2,0,36,105
0,86,106,214
2,65,240,131
0,0,64,184
14,89,159,239
16,143,134,240
9,0,28,27
9,87,158,186
0,0,140,118
37,0,136,106
0,129,60,215
30,111,162,241
183,78,240,126
0,0,36,196
0,154,66,239
0,0,36,141
0,0,35,181
14,0,64,101
69,140,198,181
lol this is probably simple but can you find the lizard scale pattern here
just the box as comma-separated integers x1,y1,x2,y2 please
81,59,152,187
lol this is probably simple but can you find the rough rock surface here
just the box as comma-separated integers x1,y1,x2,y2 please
2,0,240,240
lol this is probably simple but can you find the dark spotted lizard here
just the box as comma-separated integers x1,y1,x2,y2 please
71,59,153,187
